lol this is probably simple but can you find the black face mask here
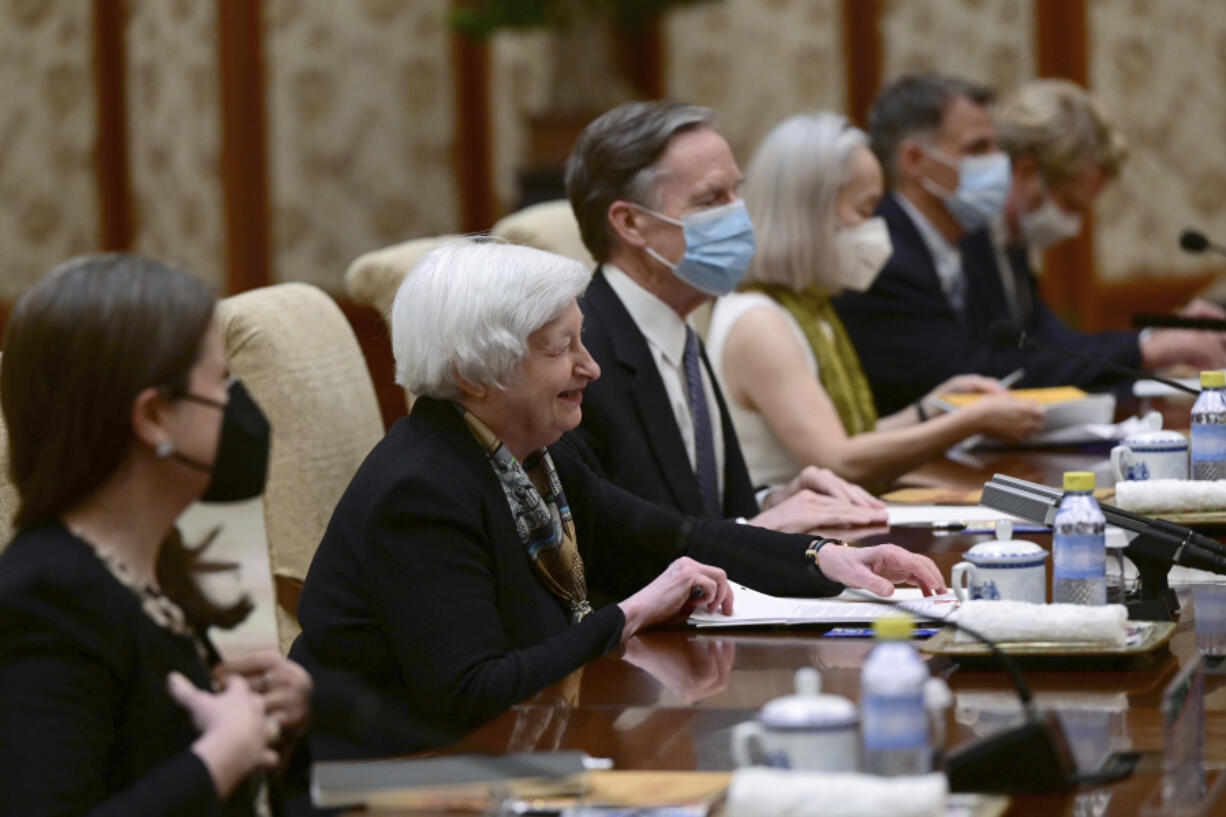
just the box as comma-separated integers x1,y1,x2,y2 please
172,379,271,502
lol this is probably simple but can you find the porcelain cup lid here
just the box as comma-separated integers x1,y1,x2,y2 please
1122,429,1188,449
757,667,857,730
961,520,1047,565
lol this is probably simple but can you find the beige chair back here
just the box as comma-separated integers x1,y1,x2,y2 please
491,200,595,268
345,234,471,318
217,284,384,653
0,354,16,549
345,235,474,410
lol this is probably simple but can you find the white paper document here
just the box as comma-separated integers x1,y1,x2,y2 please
688,583,959,628
886,505,1024,526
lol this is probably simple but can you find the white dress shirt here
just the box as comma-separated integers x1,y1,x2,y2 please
603,264,726,499
896,192,965,312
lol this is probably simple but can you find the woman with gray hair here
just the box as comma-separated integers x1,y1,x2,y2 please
707,113,1044,487
291,240,945,756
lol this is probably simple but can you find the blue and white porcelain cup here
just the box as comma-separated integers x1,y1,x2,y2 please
1110,430,1188,482
951,521,1048,604
731,667,859,772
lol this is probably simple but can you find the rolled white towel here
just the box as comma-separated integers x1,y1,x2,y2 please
724,769,946,817
952,601,1128,647
1114,479,1226,514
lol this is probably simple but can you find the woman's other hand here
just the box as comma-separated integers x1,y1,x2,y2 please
969,393,1046,442
618,557,734,641
167,671,279,798
927,373,1006,400
214,650,313,737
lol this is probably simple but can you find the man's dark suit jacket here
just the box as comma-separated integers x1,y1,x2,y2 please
833,193,1142,416
566,267,761,520
291,396,836,758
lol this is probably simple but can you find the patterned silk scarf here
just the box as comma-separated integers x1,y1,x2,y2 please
744,283,878,436
459,406,594,622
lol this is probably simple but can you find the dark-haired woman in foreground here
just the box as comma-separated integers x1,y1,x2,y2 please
0,255,310,816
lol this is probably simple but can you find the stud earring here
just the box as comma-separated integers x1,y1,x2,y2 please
156,439,174,458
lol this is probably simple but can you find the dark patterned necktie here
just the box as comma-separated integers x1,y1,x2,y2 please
682,327,721,517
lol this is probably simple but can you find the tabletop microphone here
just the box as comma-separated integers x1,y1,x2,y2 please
1179,229,1226,258
987,320,1200,396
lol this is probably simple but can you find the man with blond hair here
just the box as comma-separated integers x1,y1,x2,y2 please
992,78,1225,377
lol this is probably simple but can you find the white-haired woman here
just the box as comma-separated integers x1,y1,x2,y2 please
290,241,945,757
707,113,1045,487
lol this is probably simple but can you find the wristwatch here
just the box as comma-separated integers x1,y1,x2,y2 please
804,536,848,573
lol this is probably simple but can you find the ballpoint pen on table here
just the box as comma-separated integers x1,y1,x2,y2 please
999,368,1025,389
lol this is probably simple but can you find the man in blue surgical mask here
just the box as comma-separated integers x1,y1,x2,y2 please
563,101,888,537
833,72,1225,417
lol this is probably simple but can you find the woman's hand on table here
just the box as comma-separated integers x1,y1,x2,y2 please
618,557,733,642
816,542,947,597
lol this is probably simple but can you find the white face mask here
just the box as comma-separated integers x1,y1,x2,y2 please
1019,193,1083,250
833,216,893,292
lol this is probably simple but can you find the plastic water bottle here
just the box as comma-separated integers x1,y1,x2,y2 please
1191,370,1226,480
1052,471,1106,605
861,614,930,776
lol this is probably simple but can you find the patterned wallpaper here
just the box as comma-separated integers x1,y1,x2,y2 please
264,0,459,290
0,0,98,300
489,30,555,214
664,0,846,164
6,1,1226,307
125,0,226,289
1089,0,1226,281
880,0,1035,92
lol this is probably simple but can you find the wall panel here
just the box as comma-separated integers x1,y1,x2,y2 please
880,0,1034,91
1089,0,1226,282
125,0,226,288
0,1,98,299
664,0,845,164
264,0,458,289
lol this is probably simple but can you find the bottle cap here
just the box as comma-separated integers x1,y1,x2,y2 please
1201,371,1226,388
874,613,913,640
1063,471,1095,491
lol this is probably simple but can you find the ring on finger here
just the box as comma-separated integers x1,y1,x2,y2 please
259,670,273,693
265,715,282,744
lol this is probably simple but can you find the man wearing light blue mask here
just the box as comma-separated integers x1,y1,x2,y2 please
562,101,888,539
835,72,1226,417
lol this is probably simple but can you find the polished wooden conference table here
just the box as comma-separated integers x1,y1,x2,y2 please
434,393,1226,816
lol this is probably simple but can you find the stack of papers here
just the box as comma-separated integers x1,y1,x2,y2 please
688,583,958,628
935,387,1124,446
